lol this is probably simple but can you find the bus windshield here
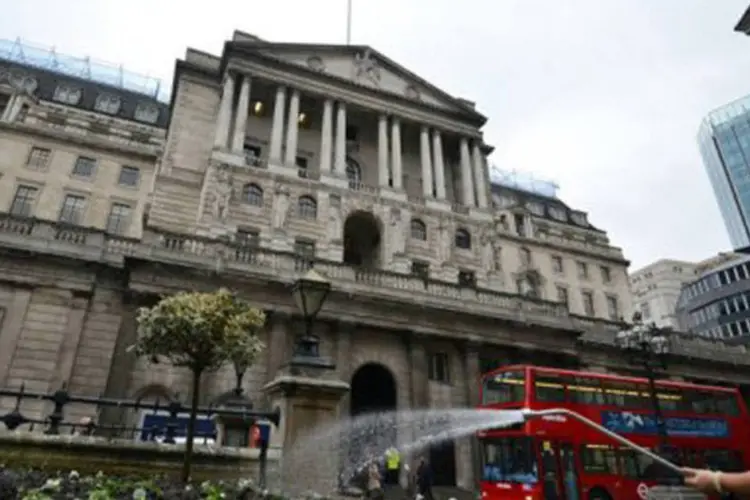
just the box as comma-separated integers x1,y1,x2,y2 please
482,370,525,405
481,436,538,484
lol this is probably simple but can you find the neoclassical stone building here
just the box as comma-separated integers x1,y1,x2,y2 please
1,33,749,490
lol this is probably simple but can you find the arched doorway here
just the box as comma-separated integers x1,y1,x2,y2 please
343,211,381,268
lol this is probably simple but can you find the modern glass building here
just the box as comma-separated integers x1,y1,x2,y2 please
698,94,750,250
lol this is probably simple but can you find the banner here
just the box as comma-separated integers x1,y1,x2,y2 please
601,411,728,438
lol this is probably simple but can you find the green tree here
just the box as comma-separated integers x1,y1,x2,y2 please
132,288,266,483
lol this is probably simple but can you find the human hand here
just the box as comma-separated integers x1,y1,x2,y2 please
682,468,720,494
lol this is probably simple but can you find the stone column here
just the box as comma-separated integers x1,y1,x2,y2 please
420,126,434,198
269,86,287,163
284,89,301,167
462,342,481,489
472,142,488,209
390,118,403,189
378,114,389,187
334,102,347,175
432,129,447,200
213,74,235,149
319,99,334,174
460,138,474,207
230,74,251,154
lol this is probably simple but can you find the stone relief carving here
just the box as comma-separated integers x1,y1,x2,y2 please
388,207,406,259
353,49,381,86
405,84,421,100
328,194,342,242
306,55,326,72
212,164,234,222
272,183,291,230
0,69,38,94
437,220,453,265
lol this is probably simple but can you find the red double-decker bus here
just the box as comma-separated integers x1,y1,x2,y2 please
478,365,750,500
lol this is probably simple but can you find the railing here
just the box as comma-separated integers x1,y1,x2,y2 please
0,383,279,486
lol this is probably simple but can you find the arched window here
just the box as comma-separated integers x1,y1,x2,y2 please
346,157,362,188
298,195,318,219
410,218,427,241
241,183,264,206
455,228,471,249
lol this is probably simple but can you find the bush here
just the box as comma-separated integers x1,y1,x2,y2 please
1,467,326,500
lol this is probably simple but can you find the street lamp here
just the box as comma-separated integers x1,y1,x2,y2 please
291,269,332,359
615,312,670,452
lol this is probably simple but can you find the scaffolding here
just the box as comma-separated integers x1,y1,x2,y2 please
0,38,169,102
490,166,560,198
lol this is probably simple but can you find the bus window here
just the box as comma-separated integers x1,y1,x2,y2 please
580,444,618,474
480,437,538,484
689,390,719,414
682,449,703,468
568,377,605,405
653,387,683,412
601,380,643,408
534,374,566,403
705,449,744,472
617,448,678,481
714,393,740,417
482,371,525,405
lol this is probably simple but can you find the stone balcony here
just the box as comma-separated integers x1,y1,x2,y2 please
0,212,746,365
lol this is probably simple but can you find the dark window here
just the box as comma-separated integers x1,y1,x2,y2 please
27,147,51,170
481,437,538,484
72,156,97,177
106,203,131,235
0,93,8,116
568,376,606,405
534,373,566,402
242,183,264,206
118,166,140,187
297,196,317,219
411,261,429,280
481,370,525,405
581,445,618,474
345,125,358,141
428,352,450,382
59,194,86,224
235,230,259,247
455,228,471,249
458,270,476,288
294,239,315,271
602,380,643,408
244,144,262,166
410,218,427,240
296,156,308,178
346,157,361,188
9,185,38,216
600,266,612,283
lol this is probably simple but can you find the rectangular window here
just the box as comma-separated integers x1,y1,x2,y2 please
9,185,38,217
481,437,538,484
577,261,589,279
552,255,564,273
106,203,132,235
294,238,315,271
118,166,140,187
581,445,618,474
0,93,8,117
482,370,525,405
411,260,429,281
458,270,476,288
533,372,566,403
428,352,450,382
568,376,606,405
27,147,51,170
556,286,569,309
641,301,651,319
58,194,86,225
600,266,612,283
72,156,97,177
582,291,595,316
606,295,619,321
296,156,309,178
236,229,259,247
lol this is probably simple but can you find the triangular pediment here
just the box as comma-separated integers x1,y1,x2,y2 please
240,42,482,119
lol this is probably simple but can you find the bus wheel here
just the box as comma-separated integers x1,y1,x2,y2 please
588,487,612,500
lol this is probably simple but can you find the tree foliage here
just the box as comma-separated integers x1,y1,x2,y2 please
133,288,266,374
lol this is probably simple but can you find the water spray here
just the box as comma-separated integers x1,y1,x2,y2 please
518,408,684,476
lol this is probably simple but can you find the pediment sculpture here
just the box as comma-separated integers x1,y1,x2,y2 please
353,49,381,86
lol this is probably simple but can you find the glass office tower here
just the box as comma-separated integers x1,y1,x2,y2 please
698,95,750,250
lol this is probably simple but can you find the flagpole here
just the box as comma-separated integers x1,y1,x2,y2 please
346,0,352,45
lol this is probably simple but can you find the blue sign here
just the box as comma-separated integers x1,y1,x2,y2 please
601,411,729,439
139,412,216,442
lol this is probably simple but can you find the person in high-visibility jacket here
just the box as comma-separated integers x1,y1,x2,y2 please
384,446,401,486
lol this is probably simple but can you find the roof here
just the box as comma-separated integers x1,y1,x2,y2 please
735,5,750,35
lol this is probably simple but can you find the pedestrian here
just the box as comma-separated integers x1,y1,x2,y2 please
416,457,435,500
385,446,401,486
367,459,384,500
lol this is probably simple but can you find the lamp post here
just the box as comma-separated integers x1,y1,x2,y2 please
615,312,670,452
290,269,332,359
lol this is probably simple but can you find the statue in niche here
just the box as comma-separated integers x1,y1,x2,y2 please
479,224,495,271
493,213,509,233
212,164,234,222
437,220,453,264
272,183,291,229
491,240,503,271
328,195,342,242
389,208,406,258
353,49,381,85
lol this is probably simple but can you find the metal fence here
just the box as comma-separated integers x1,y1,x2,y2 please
0,384,280,485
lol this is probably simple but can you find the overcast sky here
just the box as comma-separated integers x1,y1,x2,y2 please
2,1,750,269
